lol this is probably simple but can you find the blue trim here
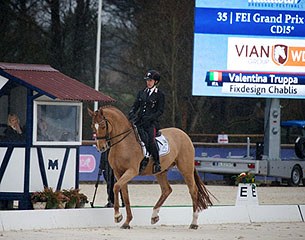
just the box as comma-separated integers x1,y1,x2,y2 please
26,89,34,146
0,192,26,199
56,148,70,191
37,147,48,187
0,142,26,147
75,147,79,189
21,88,34,209
22,146,31,209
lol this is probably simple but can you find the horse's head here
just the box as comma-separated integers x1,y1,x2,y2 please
88,107,112,152
274,45,286,62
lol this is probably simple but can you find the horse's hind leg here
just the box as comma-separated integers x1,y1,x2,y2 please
176,159,201,229
181,173,200,229
151,172,172,224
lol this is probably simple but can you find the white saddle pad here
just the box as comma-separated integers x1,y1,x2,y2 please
142,134,170,157
156,134,170,156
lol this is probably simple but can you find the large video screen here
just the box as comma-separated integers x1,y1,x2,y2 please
193,0,305,99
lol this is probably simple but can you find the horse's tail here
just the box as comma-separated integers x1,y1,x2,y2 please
194,170,215,211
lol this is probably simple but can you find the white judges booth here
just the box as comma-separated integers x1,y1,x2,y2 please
0,62,114,209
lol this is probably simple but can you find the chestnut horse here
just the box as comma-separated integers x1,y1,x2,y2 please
88,106,213,229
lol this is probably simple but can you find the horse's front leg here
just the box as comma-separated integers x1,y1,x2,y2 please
113,169,137,229
113,182,123,223
151,172,172,224
119,184,132,229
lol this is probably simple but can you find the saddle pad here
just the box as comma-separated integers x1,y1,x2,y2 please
142,134,170,157
156,134,170,156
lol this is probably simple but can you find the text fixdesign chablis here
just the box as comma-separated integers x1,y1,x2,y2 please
222,73,299,96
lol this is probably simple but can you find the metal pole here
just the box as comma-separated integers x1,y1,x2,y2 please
246,137,250,158
94,0,103,111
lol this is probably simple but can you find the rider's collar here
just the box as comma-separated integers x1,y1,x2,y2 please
146,86,157,93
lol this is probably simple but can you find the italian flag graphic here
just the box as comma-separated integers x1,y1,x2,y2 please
209,71,222,81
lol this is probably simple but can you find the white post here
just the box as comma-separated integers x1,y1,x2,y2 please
94,0,103,111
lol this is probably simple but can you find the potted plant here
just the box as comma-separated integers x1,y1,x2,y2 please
235,172,255,185
43,187,69,209
63,188,80,209
76,192,88,208
31,187,87,209
31,190,47,210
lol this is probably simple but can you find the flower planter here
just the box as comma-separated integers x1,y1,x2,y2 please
45,201,67,209
32,202,47,210
76,201,86,208
65,202,77,209
31,187,88,210
58,202,66,209
46,202,58,209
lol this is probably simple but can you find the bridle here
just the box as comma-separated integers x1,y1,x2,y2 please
93,114,133,152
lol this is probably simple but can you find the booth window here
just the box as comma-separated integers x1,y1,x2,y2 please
33,101,82,145
0,84,27,144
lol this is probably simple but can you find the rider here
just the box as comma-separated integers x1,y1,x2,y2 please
128,70,165,173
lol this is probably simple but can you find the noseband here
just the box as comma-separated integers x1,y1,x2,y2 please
94,114,133,152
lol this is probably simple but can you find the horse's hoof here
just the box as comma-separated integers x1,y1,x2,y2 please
115,213,123,223
151,216,160,224
189,224,198,230
120,223,131,229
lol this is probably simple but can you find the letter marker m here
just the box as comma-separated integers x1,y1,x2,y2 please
48,159,59,170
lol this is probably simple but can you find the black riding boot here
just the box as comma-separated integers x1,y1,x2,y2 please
151,142,161,173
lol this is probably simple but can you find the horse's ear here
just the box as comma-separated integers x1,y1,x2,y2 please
87,108,94,117
97,107,104,117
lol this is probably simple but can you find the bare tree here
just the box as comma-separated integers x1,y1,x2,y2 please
47,0,63,68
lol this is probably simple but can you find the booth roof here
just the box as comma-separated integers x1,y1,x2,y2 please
0,62,115,102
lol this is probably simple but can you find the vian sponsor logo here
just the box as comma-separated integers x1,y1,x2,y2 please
230,38,305,68
235,44,269,58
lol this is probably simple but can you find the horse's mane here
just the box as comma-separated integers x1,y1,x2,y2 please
100,105,129,123
100,105,116,110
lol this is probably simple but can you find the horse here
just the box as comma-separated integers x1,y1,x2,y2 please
88,106,213,229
